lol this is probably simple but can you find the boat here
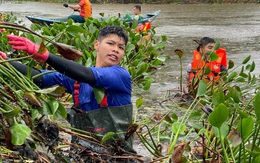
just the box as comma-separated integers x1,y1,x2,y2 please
26,10,161,26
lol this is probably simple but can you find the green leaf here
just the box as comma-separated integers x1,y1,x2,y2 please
142,79,152,90
134,34,141,41
227,87,240,103
3,107,20,118
66,25,86,36
171,113,178,122
189,122,204,130
209,52,219,61
254,91,260,119
31,109,40,120
48,99,59,115
161,35,167,42
136,63,149,76
238,110,248,119
214,40,220,50
189,110,202,120
172,122,186,134
10,123,31,145
236,77,246,82
136,98,143,108
228,60,234,69
204,66,211,75
238,116,254,139
209,103,228,128
35,85,66,97
41,98,52,115
159,135,171,141
196,80,207,97
126,44,135,53
227,71,238,82
101,132,115,144
213,123,229,140
212,87,225,106
93,88,105,104
53,102,67,119
242,55,251,64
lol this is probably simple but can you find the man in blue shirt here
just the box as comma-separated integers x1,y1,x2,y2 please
3,26,134,152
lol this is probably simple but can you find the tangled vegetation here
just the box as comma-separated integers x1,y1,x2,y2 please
1,12,260,163
0,13,167,162
134,42,260,162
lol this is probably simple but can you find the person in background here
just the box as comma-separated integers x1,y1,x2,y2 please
133,5,143,21
136,20,152,41
187,37,227,83
63,0,92,23
1,26,134,152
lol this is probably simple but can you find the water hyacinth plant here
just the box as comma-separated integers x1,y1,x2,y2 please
135,44,260,162
0,14,167,161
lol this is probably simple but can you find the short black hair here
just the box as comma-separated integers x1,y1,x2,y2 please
134,5,141,12
194,37,215,51
98,26,128,46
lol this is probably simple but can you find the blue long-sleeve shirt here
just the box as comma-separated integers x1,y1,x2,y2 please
41,66,132,111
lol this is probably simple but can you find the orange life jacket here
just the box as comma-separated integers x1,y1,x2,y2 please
189,48,227,82
136,22,152,33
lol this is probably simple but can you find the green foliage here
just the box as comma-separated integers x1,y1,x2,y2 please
135,42,260,162
9,120,31,146
0,13,167,149
209,103,228,128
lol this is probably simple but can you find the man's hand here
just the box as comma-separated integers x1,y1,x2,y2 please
0,51,7,60
63,4,69,8
7,35,49,63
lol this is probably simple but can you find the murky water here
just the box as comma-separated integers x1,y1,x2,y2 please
1,2,260,100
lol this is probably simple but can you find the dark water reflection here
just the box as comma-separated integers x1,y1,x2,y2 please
1,2,260,100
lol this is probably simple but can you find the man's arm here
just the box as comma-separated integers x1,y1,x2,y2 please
68,4,81,11
46,53,95,86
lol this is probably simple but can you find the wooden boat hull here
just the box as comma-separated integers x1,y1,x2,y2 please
26,10,161,26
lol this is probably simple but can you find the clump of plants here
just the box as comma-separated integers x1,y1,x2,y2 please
134,41,260,162
0,13,167,162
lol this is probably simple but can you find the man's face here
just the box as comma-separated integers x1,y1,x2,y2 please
137,23,144,31
94,34,126,67
134,7,139,15
201,43,215,55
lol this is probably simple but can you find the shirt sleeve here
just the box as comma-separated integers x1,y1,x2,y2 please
41,70,75,94
90,66,131,93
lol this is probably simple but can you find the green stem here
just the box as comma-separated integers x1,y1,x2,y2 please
180,58,183,94
248,123,260,163
219,128,230,163
229,145,237,163
168,98,199,154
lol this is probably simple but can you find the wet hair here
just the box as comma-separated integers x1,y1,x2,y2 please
134,5,141,12
98,26,128,46
194,37,215,51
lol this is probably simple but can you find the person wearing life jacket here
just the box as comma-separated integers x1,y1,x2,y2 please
63,0,92,23
136,20,152,41
2,26,135,152
187,37,227,83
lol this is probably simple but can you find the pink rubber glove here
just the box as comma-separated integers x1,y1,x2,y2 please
7,35,49,63
0,51,7,60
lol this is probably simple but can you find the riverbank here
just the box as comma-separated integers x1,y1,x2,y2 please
1,0,259,5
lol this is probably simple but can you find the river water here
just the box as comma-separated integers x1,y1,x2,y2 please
2,2,260,100
1,1,260,158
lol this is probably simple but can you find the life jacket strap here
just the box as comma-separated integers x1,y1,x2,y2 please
73,81,108,108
